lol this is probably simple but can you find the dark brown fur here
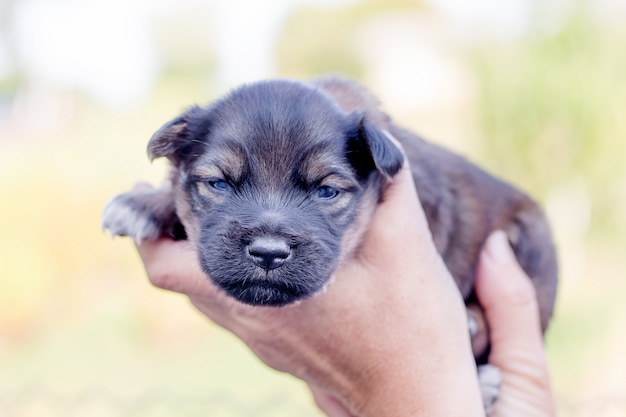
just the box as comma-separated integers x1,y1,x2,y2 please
102,75,558,365
312,77,558,361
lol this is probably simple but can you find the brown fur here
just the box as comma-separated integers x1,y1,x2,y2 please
315,77,557,359
102,75,558,364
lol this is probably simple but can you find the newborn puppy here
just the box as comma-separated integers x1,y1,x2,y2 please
102,76,558,411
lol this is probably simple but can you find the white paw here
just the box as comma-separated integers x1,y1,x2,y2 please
101,194,161,243
478,364,502,415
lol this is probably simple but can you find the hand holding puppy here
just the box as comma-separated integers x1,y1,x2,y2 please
474,231,555,417
135,162,554,417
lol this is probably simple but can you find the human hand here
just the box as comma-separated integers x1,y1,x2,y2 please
475,231,556,417
309,230,557,417
132,164,556,417
134,162,485,417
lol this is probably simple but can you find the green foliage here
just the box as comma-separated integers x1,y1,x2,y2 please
471,11,626,236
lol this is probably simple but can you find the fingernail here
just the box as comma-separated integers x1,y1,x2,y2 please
485,231,514,264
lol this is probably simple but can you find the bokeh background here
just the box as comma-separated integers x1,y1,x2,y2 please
1,0,625,415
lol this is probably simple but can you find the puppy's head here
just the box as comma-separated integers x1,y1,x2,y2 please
148,80,403,306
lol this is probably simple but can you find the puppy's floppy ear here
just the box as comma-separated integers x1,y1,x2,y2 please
147,105,208,164
361,120,404,177
347,115,404,178
147,114,187,162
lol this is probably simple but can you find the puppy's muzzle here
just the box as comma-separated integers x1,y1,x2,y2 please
245,236,293,270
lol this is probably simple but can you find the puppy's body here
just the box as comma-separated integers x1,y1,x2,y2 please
314,77,557,320
103,76,557,366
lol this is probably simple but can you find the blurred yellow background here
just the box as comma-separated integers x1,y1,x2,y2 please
1,0,625,416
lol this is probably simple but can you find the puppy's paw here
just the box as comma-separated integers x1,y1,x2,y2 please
478,364,502,415
102,192,163,243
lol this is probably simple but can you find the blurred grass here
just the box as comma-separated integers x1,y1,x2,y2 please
1,0,625,416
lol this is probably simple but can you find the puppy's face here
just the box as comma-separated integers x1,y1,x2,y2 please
149,80,403,306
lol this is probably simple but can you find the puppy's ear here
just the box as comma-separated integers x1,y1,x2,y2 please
147,115,187,162
147,105,208,164
360,121,404,177
348,116,404,178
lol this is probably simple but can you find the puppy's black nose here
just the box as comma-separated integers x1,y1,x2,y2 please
246,237,292,270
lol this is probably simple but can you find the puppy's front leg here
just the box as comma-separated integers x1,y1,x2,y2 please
102,186,182,243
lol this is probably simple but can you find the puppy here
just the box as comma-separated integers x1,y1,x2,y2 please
102,76,558,411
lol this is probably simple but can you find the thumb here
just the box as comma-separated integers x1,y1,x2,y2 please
475,231,554,416
135,238,218,298
358,149,439,267
475,231,545,357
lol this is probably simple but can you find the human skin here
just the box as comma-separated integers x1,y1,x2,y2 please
474,231,555,417
306,229,556,417
133,160,554,417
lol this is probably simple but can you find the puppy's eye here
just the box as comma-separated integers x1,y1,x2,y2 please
316,185,340,199
208,179,230,191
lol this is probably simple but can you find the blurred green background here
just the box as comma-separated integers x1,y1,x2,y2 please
1,0,625,415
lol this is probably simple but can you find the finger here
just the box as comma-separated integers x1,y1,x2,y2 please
135,237,218,297
476,231,555,416
358,151,437,265
370,157,427,236
475,231,547,364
